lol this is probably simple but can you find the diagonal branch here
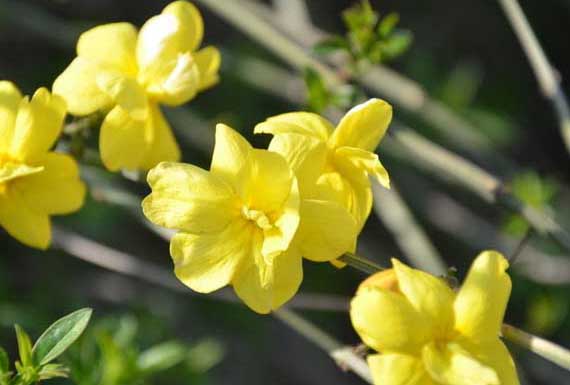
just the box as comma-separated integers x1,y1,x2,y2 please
497,0,570,155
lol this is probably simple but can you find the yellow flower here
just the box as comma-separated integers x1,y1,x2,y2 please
254,98,392,235
0,81,86,249
350,251,520,385
53,1,220,172
142,124,356,313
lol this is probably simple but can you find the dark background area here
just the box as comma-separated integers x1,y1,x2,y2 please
1,0,570,384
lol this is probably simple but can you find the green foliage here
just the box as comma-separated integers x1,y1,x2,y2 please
304,68,363,113
33,308,92,366
65,315,225,385
1,309,92,385
503,172,558,236
314,0,413,72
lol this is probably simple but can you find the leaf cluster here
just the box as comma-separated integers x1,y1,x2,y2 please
64,315,225,385
0,309,92,385
314,0,413,70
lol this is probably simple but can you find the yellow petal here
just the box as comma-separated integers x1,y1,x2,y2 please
350,285,431,353
143,161,236,233
296,199,356,262
14,153,85,215
138,0,203,66
10,88,66,162
194,46,221,91
454,250,512,342
330,98,392,151
368,353,433,385
254,112,334,142
96,72,148,120
171,220,249,293
392,259,456,338
260,177,300,260
52,57,112,116
77,22,138,76
422,341,499,385
335,146,390,188
267,133,327,197
141,52,200,106
0,163,44,184
233,234,303,314
0,81,22,152
243,149,296,214
463,339,520,385
0,189,50,249
210,124,252,194
137,1,204,104
139,104,181,170
314,169,372,232
99,106,150,171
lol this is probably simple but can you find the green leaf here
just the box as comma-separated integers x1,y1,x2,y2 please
137,341,187,374
381,30,413,60
14,326,33,368
313,36,349,55
186,339,225,373
0,347,8,374
378,12,400,37
38,363,69,380
304,67,331,113
32,308,93,366
342,0,378,31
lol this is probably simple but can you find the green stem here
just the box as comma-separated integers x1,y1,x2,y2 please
502,324,570,371
339,253,384,275
273,308,372,383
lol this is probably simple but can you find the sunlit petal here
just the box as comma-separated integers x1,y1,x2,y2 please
143,161,237,233
330,98,392,151
454,250,512,342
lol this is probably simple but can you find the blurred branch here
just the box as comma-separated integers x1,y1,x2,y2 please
385,124,570,252
417,186,570,285
372,183,447,275
273,309,372,383
502,324,570,371
51,226,349,312
497,0,570,155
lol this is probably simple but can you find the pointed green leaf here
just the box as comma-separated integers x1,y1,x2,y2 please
14,326,33,368
38,363,70,380
32,308,93,366
313,36,349,55
378,12,399,37
380,30,413,59
137,341,187,373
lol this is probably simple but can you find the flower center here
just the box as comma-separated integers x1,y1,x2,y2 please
241,206,274,231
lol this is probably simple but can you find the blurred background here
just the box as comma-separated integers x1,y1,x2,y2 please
1,0,570,384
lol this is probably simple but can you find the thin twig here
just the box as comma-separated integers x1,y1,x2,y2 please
497,0,570,154
508,229,534,265
273,308,373,383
